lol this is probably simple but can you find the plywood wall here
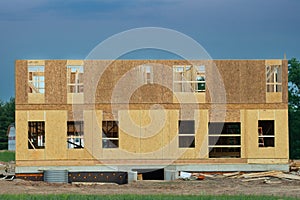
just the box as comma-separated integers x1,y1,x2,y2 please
16,59,287,106
282,59,288,103
15,60,28,104
45,60,67,104
243,109,289,161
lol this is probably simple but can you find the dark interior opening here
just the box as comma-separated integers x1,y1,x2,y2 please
133,168,164,180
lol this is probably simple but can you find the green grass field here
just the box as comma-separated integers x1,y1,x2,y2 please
0,150,15,162
0,194,297,200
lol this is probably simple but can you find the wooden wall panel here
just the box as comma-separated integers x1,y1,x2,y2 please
16,59,287,107
45,111,67,160
45,60,67,104
282,59,288,103
84,60,112,104
240,60,266,103
214,60,241,103
15,60,28,105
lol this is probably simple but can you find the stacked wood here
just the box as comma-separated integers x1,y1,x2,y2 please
290,160,300,171
240,171,280,179
240,170,300,181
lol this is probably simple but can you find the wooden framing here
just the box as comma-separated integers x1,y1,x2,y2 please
15,59,289,169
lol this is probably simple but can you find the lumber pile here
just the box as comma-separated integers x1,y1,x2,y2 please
179,170,300,182
290,160,300,171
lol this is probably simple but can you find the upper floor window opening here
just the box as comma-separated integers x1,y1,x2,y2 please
266,65,282,92
67,65,84,93
28,66,45,94
139,65,153,84
173,65,206,93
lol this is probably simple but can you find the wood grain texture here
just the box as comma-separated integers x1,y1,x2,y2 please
15,60,28,104
45,60,67,104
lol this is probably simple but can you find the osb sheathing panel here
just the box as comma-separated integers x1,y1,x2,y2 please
274,109,289,158
67,60,84,66
205,59,266,104
209,109,240,122
45,60,67,104
45,111,67,160
240,110,246,158
118,110,141,157
259,109,275,120
76,110,99,160
139,110,164,158
28,111,45,121
265,60,282,65
15,60,28,105
244,109,289,160
282,60,288,103
67,93,84,104
15,111,28,161
28,93,45,104
15,111,45,162
213,60,241,103
16,103,288,111
16,59,288,108
86,60,186,104
84,60,112,104
28,60,45,66
178,110,208,159
107,109,209,160
173,93,206,104
67,110,83,121
266,93,282,103
100,110,178,160
240,60,266,103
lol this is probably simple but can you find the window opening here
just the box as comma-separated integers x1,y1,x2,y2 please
28,66,45,94
102,121,119,148
67,65,84,93
208,122,241,158
67,121,84,149
178,120,195,148
28,121,45,149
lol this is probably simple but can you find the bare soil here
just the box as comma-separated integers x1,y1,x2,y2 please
1,178,300,197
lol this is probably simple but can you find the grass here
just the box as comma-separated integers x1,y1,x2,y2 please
0,194,297,200
0,150,15,162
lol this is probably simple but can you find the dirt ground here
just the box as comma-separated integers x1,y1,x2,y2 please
0,178,300,197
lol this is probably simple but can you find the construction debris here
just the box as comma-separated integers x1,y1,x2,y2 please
272,173,300,180
241,177,270,182
290,160,300,171
178,170,300,182
179,172,206,181
0,161,16,181
240,171,280,179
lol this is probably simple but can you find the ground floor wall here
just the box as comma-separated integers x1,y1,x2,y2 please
15,108,289,170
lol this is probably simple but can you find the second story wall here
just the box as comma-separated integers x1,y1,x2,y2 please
15,59,288,107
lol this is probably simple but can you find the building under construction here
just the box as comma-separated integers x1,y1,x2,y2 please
15,59,289,182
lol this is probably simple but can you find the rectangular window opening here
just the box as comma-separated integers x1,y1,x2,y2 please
67,65,84,93
139,65,153,84
173,65,206,92
102,121,119,148
28,66,45,94
208,122,241,158
178,120,195,148
266,65,282,92
258,120,275,147
28,121,45,149
67,121,84,149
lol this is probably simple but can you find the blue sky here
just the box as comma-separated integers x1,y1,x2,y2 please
0,0,300,101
